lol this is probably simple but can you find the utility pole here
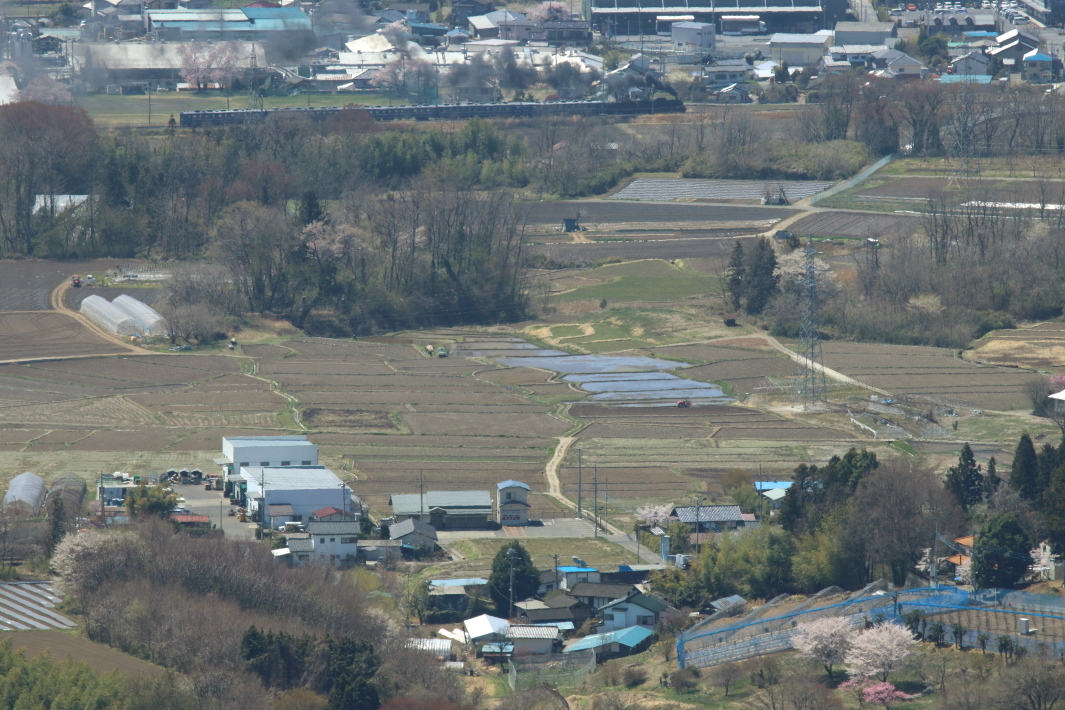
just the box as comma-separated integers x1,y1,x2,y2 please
576,448,582,519
593,466,599,538
508,546,516,619
604,479,609,533
931,522,939,588
695,495,702,556
553,553,559,591
419,470,424,522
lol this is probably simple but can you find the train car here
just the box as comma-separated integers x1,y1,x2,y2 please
179,98,684,128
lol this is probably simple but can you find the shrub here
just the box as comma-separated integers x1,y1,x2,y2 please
670,667,701,692
623,666,649,688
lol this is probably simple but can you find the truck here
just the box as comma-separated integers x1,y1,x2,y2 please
720,15,766,35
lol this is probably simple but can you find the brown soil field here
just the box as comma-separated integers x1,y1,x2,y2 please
0,259,124,311
647,344,782,363
579,423,715,439
401,412,569,437
570,403,754,420
0,398,159,427
259,361,395,376
684,358,795,382
317,434,554,449
241,344,294,359
557,465,693,499
68,428,184,451
297,392,533,407
0,429,48,443
167,428,293,451
711,425,854,441
788,211,919,238
0,313,127,361
2,630,162,678
301,409,397,430
859,177,973,199
476,367,557,386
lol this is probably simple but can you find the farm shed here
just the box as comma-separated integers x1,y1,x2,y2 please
389,518,439,551
45,474,87,516
80,295,140,336
111,295,167,335
564,626,653,660
670,504,746,532
506,625,560,655
4,472,46,516
237,466,360,530
219,435,318,485
390,490,493,529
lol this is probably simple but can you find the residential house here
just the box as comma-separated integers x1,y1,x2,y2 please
359,539,404,563
567,581,638,610
597,591,672,632
467,9,535,40
952,50,991,75
451,0,493,23
870,47,927,78
670,504,746,533
428,577,488,612
600,564,666,585
496,480,531,526
556,565,601,589
762,487,787,510
544,593,592,626
996,28,1041,49
713,83,752,103
517,606,577,631
307,520,360,566
236,466,361,530
828,44,888,66
312,506,355,522
768,31,834,65
538,569,563,595
1023,48,1053,82
832,20,895,45
391,2,431,21
564,626,654,660
283,535,314,565
704,59,750,84
505,625,559,654
542,20,592,44
389,518,439,551
389,490,494,529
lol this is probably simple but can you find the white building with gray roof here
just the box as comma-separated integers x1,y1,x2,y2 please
389,490,493,529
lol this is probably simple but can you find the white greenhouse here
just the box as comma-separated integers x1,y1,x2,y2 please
3,472,45,516
80,295,140,336
111,295,167,335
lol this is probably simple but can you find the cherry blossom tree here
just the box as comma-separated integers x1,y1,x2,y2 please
792,616,856,679
18,75,72,104
179,41,243,91
528,1,570,21
846,623,918,681
861,681,915,709
636,504,672,528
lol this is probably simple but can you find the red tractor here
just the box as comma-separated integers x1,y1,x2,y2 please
677,399,692,408
71,275,81,287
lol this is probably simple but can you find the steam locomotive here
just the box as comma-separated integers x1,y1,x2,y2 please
178,97,685,127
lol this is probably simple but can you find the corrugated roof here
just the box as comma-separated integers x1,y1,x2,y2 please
710,594,746,611
497,480,531,491
565,626,653,652
390,490,492,516
431,577,487,587
568,582,635,599
770,32,831,43
464,614,509,639
171,514,210,523
243,467,346,493
558,566,598,573
406,638,453,655
506,624,559,639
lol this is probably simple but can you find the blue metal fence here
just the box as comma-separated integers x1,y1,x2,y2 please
678,586,1065,669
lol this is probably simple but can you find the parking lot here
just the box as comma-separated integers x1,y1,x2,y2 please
177,481,257,539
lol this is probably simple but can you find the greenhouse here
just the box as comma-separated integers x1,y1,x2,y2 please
80,295,140,336
111,295,167,336
3,472,45,516
45,474,87,516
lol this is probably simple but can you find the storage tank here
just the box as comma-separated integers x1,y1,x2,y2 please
3,472,46,516
111,295,167,336
80,295,140,336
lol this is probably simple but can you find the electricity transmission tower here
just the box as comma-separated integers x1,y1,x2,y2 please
793,238,827,410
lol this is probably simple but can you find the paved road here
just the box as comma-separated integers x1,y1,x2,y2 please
177,482,258,539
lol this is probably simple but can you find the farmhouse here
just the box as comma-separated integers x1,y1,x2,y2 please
389,518,439,551
390,490,493,529
505,625,559,654
597,591,673,632
496,480,531,526
568,582,639,610
670,504,747,532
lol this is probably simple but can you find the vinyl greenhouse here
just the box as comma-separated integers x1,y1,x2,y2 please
80,295,140,336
